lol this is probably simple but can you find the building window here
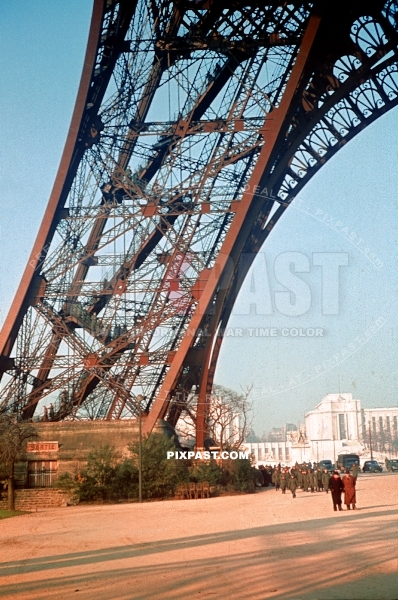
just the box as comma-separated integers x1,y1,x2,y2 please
28,461,58,488
372,417,376,433
394,416,397,433
285,447,290,460
379,416,383,432
258,447,263,460
278,447,283,460
338,414,346,440
386,416,390,432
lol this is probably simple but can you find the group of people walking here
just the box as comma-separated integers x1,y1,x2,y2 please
257,462,357,511
329,469,357,511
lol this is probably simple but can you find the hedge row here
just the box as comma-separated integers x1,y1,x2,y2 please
56,434,256,501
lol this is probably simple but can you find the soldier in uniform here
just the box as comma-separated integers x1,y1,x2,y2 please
301,469,308,492
297,469,303,489
311,469,318,492
280,470,288,494
288,474,297,498
308,470,315,493
316,467,323,491
322,468,330,493
272,467,280,491
264,466,272,486
351,462,360,481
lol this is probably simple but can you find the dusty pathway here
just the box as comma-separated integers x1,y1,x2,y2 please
0,473,397,599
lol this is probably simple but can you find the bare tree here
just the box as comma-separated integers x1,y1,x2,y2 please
0,416,38,510
176,384,253,451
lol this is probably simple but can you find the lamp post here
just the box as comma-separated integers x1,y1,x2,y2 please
368,420,373,460
136,394,144,503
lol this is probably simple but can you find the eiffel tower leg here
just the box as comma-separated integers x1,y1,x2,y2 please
143,14,321,436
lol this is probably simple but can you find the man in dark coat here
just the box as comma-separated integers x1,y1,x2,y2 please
328,471,345,511
342,469,357,509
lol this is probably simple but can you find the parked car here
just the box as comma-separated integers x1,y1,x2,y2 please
386,459,398,472
319,460,334,472
362,460,383,473
337,453,360,472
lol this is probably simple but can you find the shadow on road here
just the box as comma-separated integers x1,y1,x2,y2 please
0,506,397,599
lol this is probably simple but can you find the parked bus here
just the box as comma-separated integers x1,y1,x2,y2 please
337,453,360,471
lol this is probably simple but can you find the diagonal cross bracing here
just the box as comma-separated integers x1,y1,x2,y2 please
0,0,397,435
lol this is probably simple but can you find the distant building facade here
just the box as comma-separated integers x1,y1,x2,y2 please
305,393,398,461
244,426,311,466
246,393,398,466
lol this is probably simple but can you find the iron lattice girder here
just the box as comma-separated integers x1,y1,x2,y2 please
0,0,397,426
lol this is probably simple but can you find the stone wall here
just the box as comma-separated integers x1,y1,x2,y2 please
28,420,141,462
25,418,173,461
0,489,71,511
3,418,175,488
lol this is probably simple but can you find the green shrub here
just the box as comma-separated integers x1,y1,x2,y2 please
77,445,118,501
55,472,77,493
55,438,256,502
224,458,256,492
190,460,223,485
113,459,138,499
128,433,187,499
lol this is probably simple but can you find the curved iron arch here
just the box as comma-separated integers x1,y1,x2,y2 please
0,0,396,438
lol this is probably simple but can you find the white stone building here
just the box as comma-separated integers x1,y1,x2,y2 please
304,393,363,462
242,440,310,467
363,407,398,443
246,393,398,466
305,393,398,463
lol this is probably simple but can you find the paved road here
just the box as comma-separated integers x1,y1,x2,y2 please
0,473,397,599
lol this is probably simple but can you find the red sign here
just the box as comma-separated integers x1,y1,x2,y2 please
27,441,59,452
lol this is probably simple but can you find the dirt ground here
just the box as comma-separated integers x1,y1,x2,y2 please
0,472,397,600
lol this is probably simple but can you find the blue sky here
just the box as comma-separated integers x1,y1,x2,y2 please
0,2,397,432
216,113,398,432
